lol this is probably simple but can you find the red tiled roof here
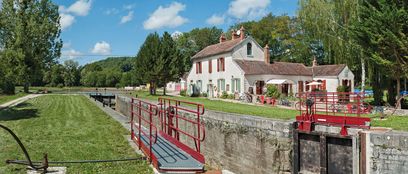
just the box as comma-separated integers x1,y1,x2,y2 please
234,60,313,76
192,39,243,59
308,64,346,76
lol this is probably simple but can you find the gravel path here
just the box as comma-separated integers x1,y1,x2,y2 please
0,94,41,110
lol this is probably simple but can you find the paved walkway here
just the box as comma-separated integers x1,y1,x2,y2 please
0,94,41,110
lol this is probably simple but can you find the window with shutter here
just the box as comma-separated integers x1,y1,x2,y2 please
231,79,235,92
217,59,220,72
208,60,212,73
221,58,225,71
237,78,241,93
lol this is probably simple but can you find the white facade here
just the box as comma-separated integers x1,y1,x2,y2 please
313,66,355,92
187,33,355,98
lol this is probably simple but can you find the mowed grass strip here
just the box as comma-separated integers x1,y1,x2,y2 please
0,95,151,174
133,91,298,120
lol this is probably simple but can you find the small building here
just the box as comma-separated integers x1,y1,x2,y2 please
165,74,188,92
186,26,354,98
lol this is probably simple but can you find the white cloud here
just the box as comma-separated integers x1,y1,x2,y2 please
206,14,225,25
91,41,111,55
171,31,183,39
61,49,82,60
60,13,75,30
228,0,270,19
62,41,72,49
143,2,188,30
123,4,135,10
66,0,92,16
120,11,134,24
105,8,119,15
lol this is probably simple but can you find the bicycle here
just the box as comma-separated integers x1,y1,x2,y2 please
239,92,252,103
279,98,291,107
329,103,345,113
294,100,306,110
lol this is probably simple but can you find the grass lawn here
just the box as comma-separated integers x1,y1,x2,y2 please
0,95,151,174
371,116,408,131
0,92,28,105
134,90,408,131
133,90,299,120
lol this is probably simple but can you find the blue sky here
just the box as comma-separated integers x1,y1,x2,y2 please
54,0,298,65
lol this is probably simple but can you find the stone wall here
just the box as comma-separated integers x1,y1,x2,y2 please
116,96,293,174
364,130,408,174
115,95,408,174
116,96,132,117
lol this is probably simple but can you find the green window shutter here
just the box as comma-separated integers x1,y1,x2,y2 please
237,78,241,93
222,80,225,91
231,79,235,92
217,80,220,90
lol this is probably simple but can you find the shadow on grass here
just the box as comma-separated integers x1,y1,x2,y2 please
0,103,38,121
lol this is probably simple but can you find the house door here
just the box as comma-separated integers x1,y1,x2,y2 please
256,81,265,95
208,84,214,98
282,84,289,96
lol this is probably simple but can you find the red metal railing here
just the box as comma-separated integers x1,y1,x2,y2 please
295,92,371,136
130,98,159,163
157,98,205,154
296,92,372,117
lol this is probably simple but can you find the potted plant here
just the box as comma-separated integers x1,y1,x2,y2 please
266,85,280,106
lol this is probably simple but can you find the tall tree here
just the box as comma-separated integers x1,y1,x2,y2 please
229,14,314,64
298,0,363,68
63,60,80,87
0,0,62,93
351,0,408,105
43,64,64,87
135,33,161,95
158,32,183,95
175,27,222,73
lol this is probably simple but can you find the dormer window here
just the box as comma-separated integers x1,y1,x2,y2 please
247,43,252,56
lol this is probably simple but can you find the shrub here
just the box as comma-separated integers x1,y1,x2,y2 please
228,94,235,99
1,80,15,95
179,89,187,96
220,91,228,99
337,85,350,103
57,83,64,88
201,92,208,97
266,85,280,99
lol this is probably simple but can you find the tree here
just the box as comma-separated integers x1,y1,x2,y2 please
158,32,184,95
175,27,222,73
0,0,62,93
298,0,365,74
229,14,313,64
351,0,408,106
63,60,80,87
43,64,64,87
135,33,161,95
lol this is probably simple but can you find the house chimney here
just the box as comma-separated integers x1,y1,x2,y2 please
219,33,226,43
239,26,245,40
231,30,238,40
264,44,270,64
312,56,318,67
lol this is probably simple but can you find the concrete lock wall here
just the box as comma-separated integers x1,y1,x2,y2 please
362,130,408,174
115,95,408,174
116,96,293,174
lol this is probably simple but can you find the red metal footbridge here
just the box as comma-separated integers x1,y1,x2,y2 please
295,92,371,136
130,97,205,173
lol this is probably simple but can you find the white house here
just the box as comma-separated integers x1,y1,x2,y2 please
166,74,188,92
186,26,354,98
